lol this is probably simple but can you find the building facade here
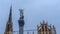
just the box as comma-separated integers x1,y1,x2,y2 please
4,5,56,34
37,21,56,34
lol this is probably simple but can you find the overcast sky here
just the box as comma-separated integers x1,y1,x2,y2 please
0,0,60,34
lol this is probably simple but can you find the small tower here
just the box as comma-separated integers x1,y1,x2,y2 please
4,5,13,34
18,9,24,34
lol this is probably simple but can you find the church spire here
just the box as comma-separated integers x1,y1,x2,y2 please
4,5,13,34
8,5,12,22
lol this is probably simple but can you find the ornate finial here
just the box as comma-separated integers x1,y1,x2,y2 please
37,25,39,29
19,9,24,19
19,9,24,16
53,25,56,34
50,24,52,28
18,8,24,26
53,25,55,30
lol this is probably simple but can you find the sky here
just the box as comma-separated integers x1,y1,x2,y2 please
0,0,60,34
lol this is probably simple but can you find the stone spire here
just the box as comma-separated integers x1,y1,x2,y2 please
4,5,13,34
8,5,12,22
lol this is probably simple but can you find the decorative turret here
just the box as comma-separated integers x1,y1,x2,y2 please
18,9,25,34
53,25,56,34
18,9,24,26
